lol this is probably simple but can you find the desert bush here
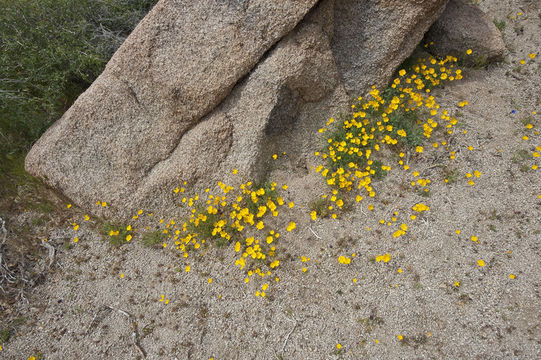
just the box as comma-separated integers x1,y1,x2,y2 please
0,0,158,175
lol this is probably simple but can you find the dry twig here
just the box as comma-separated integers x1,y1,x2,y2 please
40,239,56,267
281,317,298,355
87,305,146,358
0,216,6,245
0,217,16,294
308,225,321,239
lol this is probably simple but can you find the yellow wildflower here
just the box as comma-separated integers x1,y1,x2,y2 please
286,222,296,232
477,259,486,267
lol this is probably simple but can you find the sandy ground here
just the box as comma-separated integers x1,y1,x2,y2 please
1,1,540,359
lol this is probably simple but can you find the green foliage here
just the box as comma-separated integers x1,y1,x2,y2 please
0,0,158,172
186,210,220,242
520,117,532,126
512,149,532,163
493,18,506,32
372,160,388,180
417,188,431,197
142,230,164,248
385,108,425,148
442,166,459,184
0,155,38,200
214,236,230,248
101,222,130,247
309,198,331,219
0,327,11,344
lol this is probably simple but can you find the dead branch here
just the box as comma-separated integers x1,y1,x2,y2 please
87,305,146,358
308,225,321,239
281,317,298,355
0,216,6,245
40,239,56,267
0,217,17,294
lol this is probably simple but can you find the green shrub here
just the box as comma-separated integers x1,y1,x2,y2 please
0,0,158,174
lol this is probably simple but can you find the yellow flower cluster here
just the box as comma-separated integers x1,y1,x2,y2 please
375,253,391,263
159,294,170,304
68,174,298,296
165,179,298,295
465,170,482,186
67,52,484,300
412,203,430,212
312,55,463,218
255,283,269,297
392,223,408,238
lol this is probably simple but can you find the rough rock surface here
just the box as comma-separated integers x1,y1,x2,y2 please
131,0,345,214
26,0,450,219
424,0,505,65
331,0,448,94
25,0,318,218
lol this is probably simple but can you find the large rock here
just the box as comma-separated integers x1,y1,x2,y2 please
332,0,448,94
424,0,505,65
130,0,346,213
25,0,319,218
26,0,449,219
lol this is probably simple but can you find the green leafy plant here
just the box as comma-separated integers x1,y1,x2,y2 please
101,222,131,247
142,230,165,248
493,18,506,32
0,327,11,344
442,166,459,184
309,197,332,219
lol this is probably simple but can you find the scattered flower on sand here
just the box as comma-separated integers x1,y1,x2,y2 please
477,259,486,267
